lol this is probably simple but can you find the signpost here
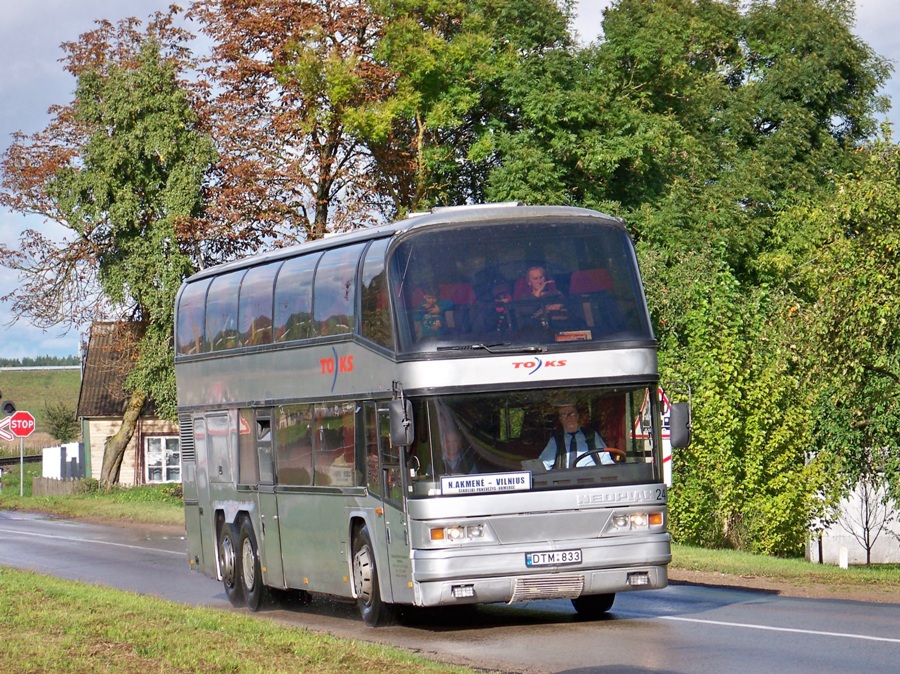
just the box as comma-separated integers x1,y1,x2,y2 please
1,410,35,496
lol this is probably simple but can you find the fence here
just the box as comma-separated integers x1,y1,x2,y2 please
31,476,83,497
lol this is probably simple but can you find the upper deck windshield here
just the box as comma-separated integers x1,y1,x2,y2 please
406,384,663,496
389,218,652,353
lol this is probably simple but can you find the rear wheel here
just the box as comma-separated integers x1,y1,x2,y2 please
218,523,244,607
572,592,615,618
239,518,269,611
352,525,397,627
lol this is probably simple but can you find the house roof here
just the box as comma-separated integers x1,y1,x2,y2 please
76,322,156,418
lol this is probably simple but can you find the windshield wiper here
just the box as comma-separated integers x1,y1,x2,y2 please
437,343,545,354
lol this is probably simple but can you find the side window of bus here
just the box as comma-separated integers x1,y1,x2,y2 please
206,271,245,351
274,404,313,486
313,243,366,337
313,402,356,486
176,279,210,355
364,402,381,496
238,263,279,347
378,407,403,504
274,254,319,342
360,238,392,348
237,409,259,485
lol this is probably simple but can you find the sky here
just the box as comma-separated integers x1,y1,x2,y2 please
0,0,897,360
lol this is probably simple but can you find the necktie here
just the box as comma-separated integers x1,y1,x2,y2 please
568,432,577,468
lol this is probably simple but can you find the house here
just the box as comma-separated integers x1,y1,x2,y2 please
76,322,181,485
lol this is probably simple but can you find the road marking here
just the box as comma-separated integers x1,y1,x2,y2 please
661,615,900,644
0,526,185,556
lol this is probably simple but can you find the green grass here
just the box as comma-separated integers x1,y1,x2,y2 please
0,567,478,674
671,542,900,591
0,463,184,527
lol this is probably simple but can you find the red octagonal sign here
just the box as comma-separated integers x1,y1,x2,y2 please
9,410,36,437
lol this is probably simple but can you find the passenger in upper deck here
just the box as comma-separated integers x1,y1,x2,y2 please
475,282,517,337
414,287,453,338
515,265,570,331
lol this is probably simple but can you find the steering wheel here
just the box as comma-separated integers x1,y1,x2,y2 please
573,447,625,466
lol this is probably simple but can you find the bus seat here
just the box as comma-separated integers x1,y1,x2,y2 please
439,282,476,305
569,268,613,295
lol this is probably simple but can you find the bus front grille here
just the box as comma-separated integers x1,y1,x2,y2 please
510,574,585,603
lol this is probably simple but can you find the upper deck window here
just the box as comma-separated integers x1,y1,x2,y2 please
238,262,280,347
313,243,366,337
206,270,246,351
360,238,392,349
388,219,652,353
274,254,319,342
176,278,211,355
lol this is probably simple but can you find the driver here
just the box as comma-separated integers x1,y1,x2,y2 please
540,404,616,469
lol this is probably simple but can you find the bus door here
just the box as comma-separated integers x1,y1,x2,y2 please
373,404,413,603
253,410,286,589
188,416,216,577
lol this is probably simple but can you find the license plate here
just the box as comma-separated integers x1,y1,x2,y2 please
525,549,582,567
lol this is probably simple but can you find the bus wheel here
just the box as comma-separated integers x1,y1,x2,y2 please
239,518,269,612
219,523,245,607
572,593,615,618
352,525,396,627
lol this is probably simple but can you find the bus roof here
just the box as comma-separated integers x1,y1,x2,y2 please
183,203,624,284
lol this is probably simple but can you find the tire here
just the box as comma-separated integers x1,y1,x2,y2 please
572,592,615,618
239,518,269,612
219,522,245,607
352,525,397,627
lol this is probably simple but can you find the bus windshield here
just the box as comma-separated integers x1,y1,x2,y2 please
389,218,652,353
407,384,663,496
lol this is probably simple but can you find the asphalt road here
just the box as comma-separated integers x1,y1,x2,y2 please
2,510,899,673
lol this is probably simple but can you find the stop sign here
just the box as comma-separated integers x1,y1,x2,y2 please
9,410,36,437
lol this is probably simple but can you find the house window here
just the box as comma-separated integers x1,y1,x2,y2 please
145,436,181,483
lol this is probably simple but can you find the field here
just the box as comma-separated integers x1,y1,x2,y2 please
0,368,81,454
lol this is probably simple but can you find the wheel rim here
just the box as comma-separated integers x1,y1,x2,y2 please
220,535,236,587
353,545,374,606
241,536,256,591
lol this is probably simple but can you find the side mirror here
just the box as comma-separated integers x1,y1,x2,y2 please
669,401,692,448
389,398,415,447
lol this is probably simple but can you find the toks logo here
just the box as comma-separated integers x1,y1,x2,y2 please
320,346,354,391
512,357,567,375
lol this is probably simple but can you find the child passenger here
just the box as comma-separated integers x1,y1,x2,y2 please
415,287,452,337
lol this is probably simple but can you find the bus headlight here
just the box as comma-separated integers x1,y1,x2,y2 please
610,511,663,530
430,524,485,541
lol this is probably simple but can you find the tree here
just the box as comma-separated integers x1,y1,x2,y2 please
834,446,898,566
189,0,396,239
796,138,900,510
43,401,80,444
0,12,216,484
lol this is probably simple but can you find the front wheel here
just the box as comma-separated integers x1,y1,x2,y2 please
239,518,269,612
219,523,244,607
572,592,615,618
352,525,397,627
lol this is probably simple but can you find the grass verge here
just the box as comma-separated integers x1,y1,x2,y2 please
0,567,477,674
672,542,900,591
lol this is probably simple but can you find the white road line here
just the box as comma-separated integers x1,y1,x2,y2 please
0,526,185,556
661,615,900,644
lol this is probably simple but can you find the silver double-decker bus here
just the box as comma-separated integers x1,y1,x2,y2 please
175,203,691,626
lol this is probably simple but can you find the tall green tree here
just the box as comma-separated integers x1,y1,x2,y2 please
795,138,900,508
0,13,215,484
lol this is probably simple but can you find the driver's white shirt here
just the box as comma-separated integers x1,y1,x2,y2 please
539,429,613,469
